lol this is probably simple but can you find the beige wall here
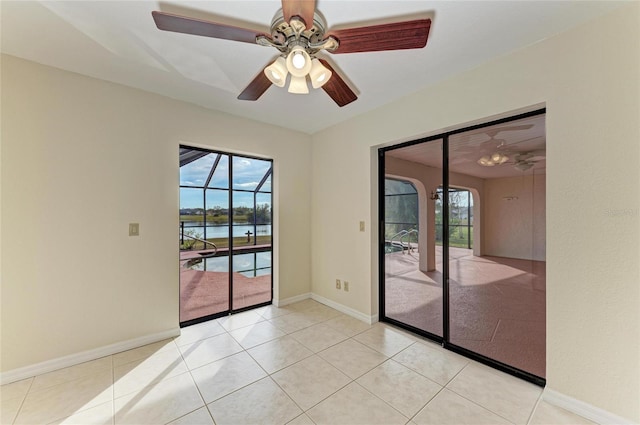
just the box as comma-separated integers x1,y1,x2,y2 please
484,174,546,261
0,55,312,372
311,3,639,422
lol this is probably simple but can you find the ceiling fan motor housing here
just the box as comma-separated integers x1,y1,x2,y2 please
257,10,338,58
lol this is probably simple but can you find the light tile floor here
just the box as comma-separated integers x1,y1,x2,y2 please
1,299,595,425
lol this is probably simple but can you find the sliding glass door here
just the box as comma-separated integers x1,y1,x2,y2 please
179,147,273,326
380,110,546,384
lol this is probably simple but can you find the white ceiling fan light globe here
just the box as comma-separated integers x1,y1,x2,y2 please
286,46,312,77
292,52,306,69
490,152,509,164
288,75,309,94
264,57,287,87
309,58,332,89
477,156,495,166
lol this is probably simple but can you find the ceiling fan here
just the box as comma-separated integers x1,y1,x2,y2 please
466,125,537,167
152,0,431,107
508,151,545,171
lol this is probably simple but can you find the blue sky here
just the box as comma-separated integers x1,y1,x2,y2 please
180,153,272,209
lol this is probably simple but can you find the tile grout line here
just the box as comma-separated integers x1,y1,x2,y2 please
133,315,347,423
490,318,502,342
350,378,412,422
384,346,450,423
232,306,372,422
9,376,34,425
526,389,546,425
443,363,522,425
175,335,216,424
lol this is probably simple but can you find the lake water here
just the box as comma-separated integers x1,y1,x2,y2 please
180,223,271,239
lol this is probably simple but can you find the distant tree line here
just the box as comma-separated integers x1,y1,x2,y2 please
180,204,271,224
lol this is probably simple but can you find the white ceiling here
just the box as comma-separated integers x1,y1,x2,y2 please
0,1,627,134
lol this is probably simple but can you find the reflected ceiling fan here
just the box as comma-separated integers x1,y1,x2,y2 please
152,0,431,106
477,137,545,171
465,125,536,167
507,151,546,171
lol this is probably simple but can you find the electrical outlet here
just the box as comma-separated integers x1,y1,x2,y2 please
129,223,139,236
343,281,349,292
335,279,341,290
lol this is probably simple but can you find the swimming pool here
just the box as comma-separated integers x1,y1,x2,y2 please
184,250,272,277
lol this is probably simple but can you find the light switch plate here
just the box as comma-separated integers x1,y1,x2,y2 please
129,223,139,236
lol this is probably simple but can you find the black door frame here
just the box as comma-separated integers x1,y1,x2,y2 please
179,145,274,327
378,108,546,386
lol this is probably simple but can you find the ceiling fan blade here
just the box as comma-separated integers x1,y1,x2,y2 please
237,68,273,101
318,59,357,107
282,0,316,29
484,124,534,138
152,11,265,44
328,19,431,54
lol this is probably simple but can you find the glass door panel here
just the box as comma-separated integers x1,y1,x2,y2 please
232,251,272,309
231,156,273,312
179,156,229,323
232,191,254,248
383,139,443,337
207,154,229,189
255,192,272,246
447,115,546,378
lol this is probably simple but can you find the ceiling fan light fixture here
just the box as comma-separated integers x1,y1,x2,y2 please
292,51,306,69
491,152,508,164
309,58,332,89
264,57,288,87
288,75,309,94
477,156,495,167
286,46,312,77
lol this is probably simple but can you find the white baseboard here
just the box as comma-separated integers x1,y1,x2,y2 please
274,292,376,325
543,388,637,425
0,294,364,385
0,328,180,385
275,292,311,307
311,294,377,324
